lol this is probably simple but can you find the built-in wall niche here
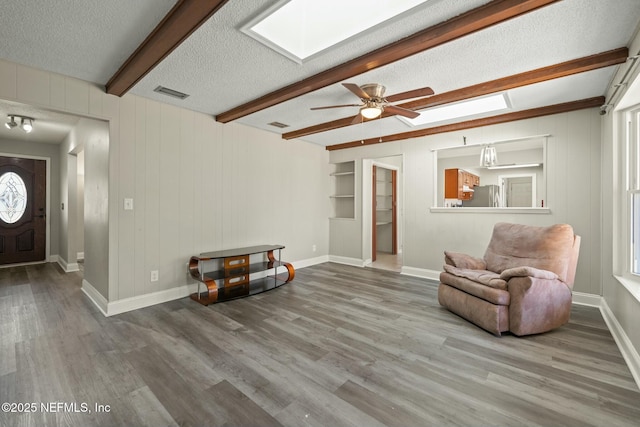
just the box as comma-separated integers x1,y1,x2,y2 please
433,135,548,209
330,161,355,219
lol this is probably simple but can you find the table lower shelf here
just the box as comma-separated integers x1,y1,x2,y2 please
190,275,288,304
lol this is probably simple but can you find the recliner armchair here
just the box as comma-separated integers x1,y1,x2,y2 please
438,222,581,336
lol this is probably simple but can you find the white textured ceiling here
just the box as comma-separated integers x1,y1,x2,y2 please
0,0,639,147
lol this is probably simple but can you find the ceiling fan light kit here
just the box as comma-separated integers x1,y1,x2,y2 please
5,115,34,133
361,105,382,119
311,82,433,122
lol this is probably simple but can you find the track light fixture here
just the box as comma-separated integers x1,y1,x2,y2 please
5,114,34,133
4,115,17,129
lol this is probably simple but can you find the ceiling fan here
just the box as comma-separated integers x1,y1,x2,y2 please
310,83,434,124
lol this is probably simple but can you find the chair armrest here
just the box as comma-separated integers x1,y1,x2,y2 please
506,275,572,336
500,266,559,281
444,251,486,270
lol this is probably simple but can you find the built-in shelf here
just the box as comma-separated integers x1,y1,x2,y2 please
330,161,356,219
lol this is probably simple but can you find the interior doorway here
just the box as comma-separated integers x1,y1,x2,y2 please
372,165,397,260
366,157,403,272
499,173,536,207
0,156,48,265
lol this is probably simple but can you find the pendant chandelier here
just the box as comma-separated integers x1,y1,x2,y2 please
480,145,498,167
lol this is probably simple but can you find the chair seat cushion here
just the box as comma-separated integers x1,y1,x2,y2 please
443,264,507,289
440,271,511,306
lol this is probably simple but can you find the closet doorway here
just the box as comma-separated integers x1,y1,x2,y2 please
372,165,399,269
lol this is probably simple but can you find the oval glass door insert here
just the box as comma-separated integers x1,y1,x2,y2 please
0,172,28,224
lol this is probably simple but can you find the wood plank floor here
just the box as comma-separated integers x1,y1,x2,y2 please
0,262,639,426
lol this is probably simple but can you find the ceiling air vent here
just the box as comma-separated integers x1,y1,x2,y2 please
153,85,190,100
268,121,289,128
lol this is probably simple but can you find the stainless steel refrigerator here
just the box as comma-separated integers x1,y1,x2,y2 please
462,185,501,207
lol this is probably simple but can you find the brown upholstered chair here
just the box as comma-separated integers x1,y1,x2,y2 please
438,222,581,336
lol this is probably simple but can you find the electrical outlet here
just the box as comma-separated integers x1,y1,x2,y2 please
150,270,159,282
312,244,317,252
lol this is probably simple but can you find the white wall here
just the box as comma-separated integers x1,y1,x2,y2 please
0,59,330,306
60,118,110,294
329,108,602,296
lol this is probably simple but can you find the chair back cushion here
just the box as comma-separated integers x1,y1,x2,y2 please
483,223,578,283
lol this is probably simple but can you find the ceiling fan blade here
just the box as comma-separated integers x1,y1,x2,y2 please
342,83,371,99
385,105,420,119
350,113,364,125
385,86,434,103
310,104,361,110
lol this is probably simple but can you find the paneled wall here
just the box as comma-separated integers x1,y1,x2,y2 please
330,108,602,295
0,59,330,303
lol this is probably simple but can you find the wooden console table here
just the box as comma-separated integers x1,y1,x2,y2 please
188,244,295,305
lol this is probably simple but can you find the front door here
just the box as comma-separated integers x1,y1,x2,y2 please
0,156,46,265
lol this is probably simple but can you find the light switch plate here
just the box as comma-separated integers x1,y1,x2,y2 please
124,198,134,210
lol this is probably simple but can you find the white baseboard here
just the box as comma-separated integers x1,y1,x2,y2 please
81,279,108,317
400,266,440,281
293,255,329,269
328,255,366,267
106,284,197,316
571,291,602,307
57,256,79,272
77,252,84,261
600,299,640,390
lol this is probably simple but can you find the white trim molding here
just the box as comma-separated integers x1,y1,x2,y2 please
401,266,440,281
81,279,108,316
571,291,602,307
600,299,640,390
57,256,79,272
328,255,366,267
106,284,197,316
293,255,329,269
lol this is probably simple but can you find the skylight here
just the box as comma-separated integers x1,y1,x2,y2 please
400,93,511,127
242,0,430,63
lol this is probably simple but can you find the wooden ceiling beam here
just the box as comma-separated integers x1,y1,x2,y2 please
325,97,604,151
215,0,560,123
284,47,628,140
106,0,229,97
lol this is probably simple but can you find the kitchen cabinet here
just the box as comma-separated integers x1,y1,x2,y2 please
444,168,480,200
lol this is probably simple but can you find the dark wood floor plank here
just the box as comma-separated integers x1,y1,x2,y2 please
0,262,638,427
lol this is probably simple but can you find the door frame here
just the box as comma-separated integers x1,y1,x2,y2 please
362,157,402,266
372,165,397,262
0,152,51,267
498,172,536,207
